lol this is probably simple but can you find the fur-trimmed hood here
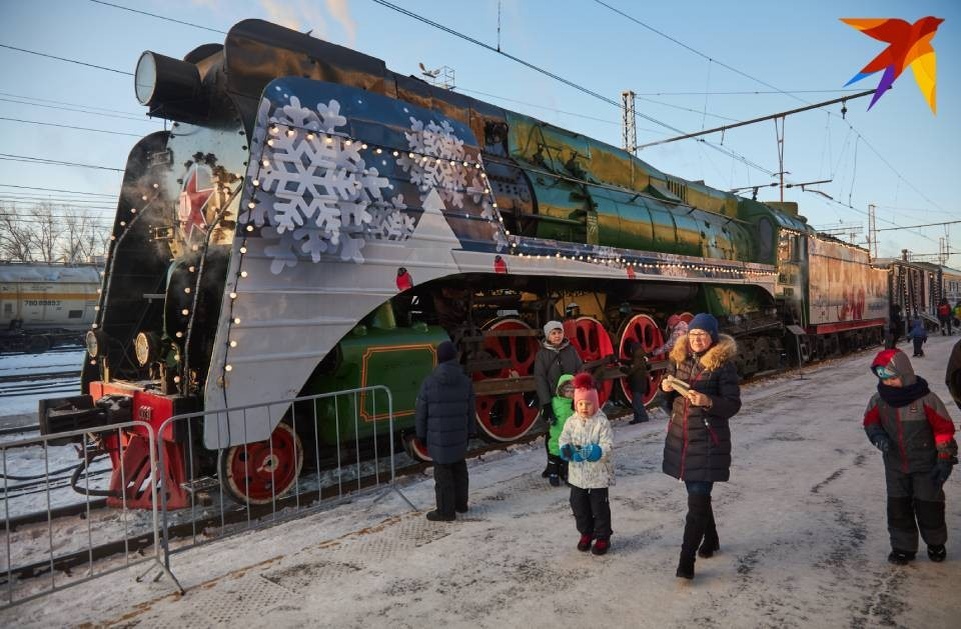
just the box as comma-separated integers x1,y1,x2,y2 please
669,333,737,371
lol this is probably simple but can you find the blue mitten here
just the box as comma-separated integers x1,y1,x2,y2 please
583,444,602,462
559,443,574,461
571,447,585,463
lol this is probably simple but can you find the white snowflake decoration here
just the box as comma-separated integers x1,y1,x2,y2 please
397,116,505,245
239,96,412,273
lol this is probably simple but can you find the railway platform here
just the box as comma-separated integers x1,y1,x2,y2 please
3,337,961,628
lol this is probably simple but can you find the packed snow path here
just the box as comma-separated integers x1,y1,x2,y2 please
4,337,960,627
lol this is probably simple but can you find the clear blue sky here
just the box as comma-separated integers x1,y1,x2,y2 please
1,0,958,265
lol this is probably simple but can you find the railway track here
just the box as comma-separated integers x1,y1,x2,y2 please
0,369,80,399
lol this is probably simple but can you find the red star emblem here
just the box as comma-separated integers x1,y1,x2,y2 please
177,164,214,243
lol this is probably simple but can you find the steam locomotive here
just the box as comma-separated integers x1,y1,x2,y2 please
39,19,889,506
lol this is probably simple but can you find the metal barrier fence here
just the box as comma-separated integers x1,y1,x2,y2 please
0,422,179,608
0,385,412,606
156,385,415,572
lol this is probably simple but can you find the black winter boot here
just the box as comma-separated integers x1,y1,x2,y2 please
676,494,710,579
698,496,720,558
547,459,560,486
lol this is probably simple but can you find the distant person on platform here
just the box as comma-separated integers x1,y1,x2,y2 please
937,298,952,336
621,340,650,424
907,317,927,358
889,305,904,348
558,373,615,555
654,315,689,356
660,313,741,580
415,340,476,522
864,348,957,565
947,339,961,412
535,320,583,477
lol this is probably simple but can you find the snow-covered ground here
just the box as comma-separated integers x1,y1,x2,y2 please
0,348,84,422
3,337,961,627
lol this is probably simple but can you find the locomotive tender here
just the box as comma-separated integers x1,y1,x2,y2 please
39,20,889,505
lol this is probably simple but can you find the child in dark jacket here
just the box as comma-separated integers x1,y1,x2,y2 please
863,349,957,564
906,318,927,357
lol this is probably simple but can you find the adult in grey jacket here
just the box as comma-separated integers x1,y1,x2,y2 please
415,340,476,521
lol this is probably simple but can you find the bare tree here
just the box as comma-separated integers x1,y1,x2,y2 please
31,203,64,263
0,202,36,261
0,201,110,263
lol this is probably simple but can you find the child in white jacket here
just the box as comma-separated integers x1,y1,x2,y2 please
559,373,615,555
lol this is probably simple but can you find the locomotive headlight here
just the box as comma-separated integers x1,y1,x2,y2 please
134,50,204,121
134,331,161,367
85,330,107,358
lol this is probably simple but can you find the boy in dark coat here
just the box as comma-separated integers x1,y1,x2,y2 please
534,320,583,477
864,348,957,564
906,317,927,357
534,320,583,423
660,313,741,579
415,341,476,522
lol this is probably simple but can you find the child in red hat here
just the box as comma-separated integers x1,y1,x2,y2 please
864,348,957,564
558,373,615,555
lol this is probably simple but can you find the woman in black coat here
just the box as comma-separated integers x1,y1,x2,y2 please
660,313,741,579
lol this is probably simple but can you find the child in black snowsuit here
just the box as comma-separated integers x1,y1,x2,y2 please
863,349,957,564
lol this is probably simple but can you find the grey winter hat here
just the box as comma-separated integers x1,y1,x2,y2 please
543,320,564,336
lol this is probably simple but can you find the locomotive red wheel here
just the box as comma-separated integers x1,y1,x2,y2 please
472,318,540,442
563,317,615,406
403,433,432,462
618,314,666,405
219,422,304,505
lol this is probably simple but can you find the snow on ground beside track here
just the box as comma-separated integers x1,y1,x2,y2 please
2,337,961,627
0,349,85,418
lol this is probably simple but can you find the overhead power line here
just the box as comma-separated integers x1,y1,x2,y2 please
638,90,874,149
0,43,131,75
0,97,156,123
370,0,776,176
0,184,115,197
0,91,148,118
592,0,807,106
595,0,947,223
876,219,961,232
87,0,227,34
0,153,124,172
633,89,875,97
0,116,142,137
